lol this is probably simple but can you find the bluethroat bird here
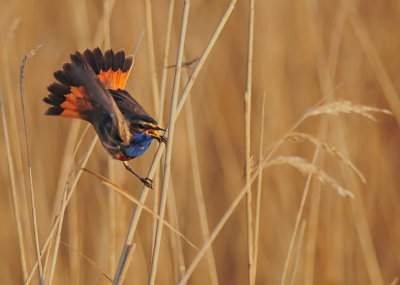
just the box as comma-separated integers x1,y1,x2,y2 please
43,47,167,188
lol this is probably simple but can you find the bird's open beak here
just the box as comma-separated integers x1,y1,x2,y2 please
146,128,167,144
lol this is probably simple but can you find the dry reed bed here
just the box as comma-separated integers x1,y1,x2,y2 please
0,0,399,284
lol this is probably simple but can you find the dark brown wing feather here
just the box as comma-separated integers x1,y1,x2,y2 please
110,89,154,120
71,53,132,145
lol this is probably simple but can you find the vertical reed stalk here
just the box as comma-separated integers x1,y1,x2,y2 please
288,220,306,285
51,121,81,217
144,0,159,256
304,171,322,285
42,235,53,280
245,0,255,282
102,0,116,276
148,1,190,284
69,0,90,48
145,0,160,116
103,0,111,50
183,71,219,285
155,4,175,237
0,84,28,280
93,0,116,46
108,162,116,274
252,92,265,283
115,244,137,285
47,186,68,285
158,0,175,125
303,121,329,285
166,178,186,283
20,44,44,285
1,33,33,275
66,1,92,282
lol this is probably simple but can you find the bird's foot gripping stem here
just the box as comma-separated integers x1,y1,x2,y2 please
123,161,153,189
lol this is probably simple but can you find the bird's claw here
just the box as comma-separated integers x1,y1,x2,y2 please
158,135,167,145
141,177,153,189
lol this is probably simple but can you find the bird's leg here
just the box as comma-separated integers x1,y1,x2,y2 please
123,161,153,189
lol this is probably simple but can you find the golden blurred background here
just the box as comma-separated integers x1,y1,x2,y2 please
1,0,400,284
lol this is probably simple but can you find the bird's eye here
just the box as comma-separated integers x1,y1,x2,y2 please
137,123,145,129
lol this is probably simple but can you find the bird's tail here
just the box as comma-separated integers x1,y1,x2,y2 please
43,47,133,120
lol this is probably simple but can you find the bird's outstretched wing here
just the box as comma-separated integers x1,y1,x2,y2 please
72,54,132,145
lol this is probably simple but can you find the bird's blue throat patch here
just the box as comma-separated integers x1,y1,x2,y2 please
123,133,154,159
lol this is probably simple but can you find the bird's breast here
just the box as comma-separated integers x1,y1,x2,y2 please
122,133,154,159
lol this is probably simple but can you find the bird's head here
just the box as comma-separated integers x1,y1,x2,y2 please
129,118,167,144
